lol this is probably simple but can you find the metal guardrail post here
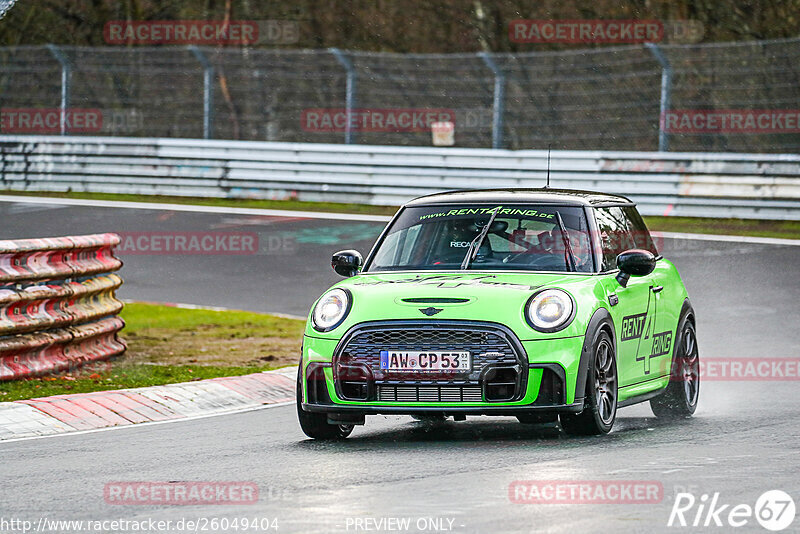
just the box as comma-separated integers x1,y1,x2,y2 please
45,44,71,136
329,48,357,144
188,46,215,139
479,52,506,150
645,43,673,152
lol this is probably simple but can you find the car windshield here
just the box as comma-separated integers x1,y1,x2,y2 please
367,204,594,272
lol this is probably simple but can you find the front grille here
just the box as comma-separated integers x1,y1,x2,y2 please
377,385,483,402
334,321,527,402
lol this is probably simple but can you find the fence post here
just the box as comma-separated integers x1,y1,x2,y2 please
479,52,506,149
329,48,357,144
645,43,672,152
188,46,214,139
45,44,71,136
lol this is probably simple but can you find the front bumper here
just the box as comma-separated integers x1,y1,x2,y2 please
302,363,585,416
301,322,586,415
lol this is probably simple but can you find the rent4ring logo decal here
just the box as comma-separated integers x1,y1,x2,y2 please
668,490,796,531
620,311,672,374
650,331,673,359
638,328,673,374
621,312,647,341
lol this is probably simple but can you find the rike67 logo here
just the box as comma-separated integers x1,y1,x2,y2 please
669,490,796,531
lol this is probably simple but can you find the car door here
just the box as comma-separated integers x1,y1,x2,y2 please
594,206,658,388
622,206,675,380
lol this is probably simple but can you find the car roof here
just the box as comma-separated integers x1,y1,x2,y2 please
405,188,634,207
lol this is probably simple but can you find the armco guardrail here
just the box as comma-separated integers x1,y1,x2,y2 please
1,136,799,220
0,233,125,380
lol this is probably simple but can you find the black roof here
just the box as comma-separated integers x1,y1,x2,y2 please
405,188,634,207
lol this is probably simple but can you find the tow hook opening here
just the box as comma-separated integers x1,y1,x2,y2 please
335,357,373,401
483,365,521,402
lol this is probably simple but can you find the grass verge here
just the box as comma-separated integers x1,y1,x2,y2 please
0,190,398,216
2,189,800,239
0,303,305,401
642,216,800,240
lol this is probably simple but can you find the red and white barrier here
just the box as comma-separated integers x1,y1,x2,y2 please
0,233,125,380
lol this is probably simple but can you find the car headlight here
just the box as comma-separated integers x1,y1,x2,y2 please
525,289,575,332
312,288,351,332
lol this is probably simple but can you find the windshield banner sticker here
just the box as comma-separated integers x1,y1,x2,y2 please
419,206,556,221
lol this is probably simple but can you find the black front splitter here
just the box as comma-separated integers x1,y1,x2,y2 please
301,400,585,417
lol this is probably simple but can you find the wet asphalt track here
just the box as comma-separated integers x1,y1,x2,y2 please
1,199,799,534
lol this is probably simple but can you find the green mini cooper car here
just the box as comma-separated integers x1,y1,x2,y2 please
297,189,700,439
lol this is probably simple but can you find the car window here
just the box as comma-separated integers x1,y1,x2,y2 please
594,207,636,271
373,223,424,267
367,204,594,272
622,206,659,256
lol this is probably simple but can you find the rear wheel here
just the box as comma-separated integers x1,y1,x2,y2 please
650,318,699,419
296,363,354,440
560,330,617,435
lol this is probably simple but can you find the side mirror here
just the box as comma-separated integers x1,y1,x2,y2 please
332,250,363,277
615,249,656,287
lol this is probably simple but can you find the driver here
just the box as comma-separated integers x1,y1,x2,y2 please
436,218,493,265
506,227,591,271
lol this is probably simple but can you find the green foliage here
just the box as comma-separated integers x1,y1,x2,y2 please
1,0,798,50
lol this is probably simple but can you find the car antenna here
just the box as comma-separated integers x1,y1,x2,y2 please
545,143,552,189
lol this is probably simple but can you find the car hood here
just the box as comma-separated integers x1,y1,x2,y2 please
307,271,603,340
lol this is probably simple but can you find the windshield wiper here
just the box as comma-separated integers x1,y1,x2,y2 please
461,207,500,270
555,211,577,272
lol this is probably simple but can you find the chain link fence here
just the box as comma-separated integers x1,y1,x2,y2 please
0,38,798,152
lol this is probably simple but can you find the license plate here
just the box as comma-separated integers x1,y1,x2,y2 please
379,350,471,372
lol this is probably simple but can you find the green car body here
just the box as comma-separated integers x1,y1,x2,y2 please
298,189,700,438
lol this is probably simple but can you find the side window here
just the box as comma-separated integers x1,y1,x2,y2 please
622,206,659,256
371,231,401,267
372,225,425,267
397,224,423,264
594,207,635,271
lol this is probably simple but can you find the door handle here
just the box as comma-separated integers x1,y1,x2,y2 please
651,285,664,293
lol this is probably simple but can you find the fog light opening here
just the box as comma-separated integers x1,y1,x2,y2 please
483,365,520,402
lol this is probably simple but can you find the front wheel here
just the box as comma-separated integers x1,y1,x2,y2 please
650,318,699,419
560,330,617,435
296,364,354,440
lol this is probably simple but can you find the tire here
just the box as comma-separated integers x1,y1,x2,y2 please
296,363,354,440
516,413,558,424
650,317,699,419
560,330,617,435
